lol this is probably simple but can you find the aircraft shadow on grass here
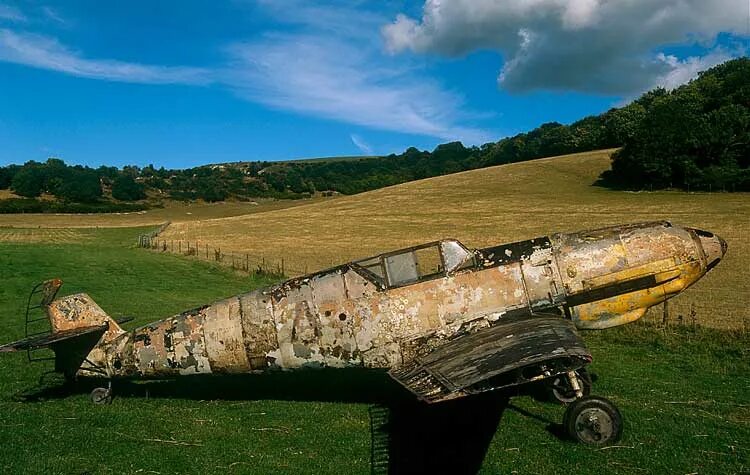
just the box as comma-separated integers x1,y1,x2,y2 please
17,369,566,475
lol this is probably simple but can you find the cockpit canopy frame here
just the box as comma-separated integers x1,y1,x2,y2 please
351,239,475,289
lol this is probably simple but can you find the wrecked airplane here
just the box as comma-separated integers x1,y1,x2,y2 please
0,221,727,446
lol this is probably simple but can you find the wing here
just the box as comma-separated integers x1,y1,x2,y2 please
389,315,591,403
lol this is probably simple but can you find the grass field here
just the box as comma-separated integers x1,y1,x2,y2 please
0,227,747,474
0,227,92,243
160,149,750,330
0,196,332,229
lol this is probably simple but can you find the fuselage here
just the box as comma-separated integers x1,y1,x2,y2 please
75,221,725,379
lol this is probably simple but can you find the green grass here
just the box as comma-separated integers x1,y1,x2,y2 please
0,228,748,474
483,325,750,474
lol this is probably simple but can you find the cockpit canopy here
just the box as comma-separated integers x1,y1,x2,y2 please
352,239,475,288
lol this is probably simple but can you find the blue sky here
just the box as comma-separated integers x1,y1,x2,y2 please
0,1,747,169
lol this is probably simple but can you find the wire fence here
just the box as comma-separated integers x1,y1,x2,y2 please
136,223,309,277
136,221,171,248
651,298,749,332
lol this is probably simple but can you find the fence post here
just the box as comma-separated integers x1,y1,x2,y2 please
662,300,669,325
689,303,697,329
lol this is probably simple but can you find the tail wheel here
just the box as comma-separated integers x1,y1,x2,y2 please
564,396,623,446
90,386,112,405
546,368,592,404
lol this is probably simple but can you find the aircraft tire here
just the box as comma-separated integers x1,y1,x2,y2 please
91,387,112,405
564,396,623,446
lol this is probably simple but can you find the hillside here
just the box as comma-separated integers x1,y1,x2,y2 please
2,58,746,213
0,197,332,228
162,149,750,329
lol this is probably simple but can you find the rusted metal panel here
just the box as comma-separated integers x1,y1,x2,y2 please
553,227,629,295
126,307,212,377
269,275,320,368
202,297,251,373
239,290,278,370
622,223,700,268
479,236,552,268
345,269,380,357
47,294,110,332
521,246,565,309
310,271,361,366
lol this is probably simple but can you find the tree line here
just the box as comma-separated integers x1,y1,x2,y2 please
0,57,747,211
604,58,749,191
264,58,749,194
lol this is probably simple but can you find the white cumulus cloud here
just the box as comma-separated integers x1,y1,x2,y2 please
653,49,736,90
383,0,748,94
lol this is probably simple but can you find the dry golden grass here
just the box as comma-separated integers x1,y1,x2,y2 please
162,149,750,329
0,197,331,228
0,227,91,243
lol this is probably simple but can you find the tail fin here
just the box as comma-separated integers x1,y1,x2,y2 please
1,279,127,379
46,289,121,333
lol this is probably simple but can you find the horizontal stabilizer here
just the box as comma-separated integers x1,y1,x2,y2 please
0,325,107,353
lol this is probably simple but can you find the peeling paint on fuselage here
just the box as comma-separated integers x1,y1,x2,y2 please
74,221,724,379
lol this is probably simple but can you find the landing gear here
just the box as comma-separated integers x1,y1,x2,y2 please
563,396,623,446
90,382,113,405
546,368,592,404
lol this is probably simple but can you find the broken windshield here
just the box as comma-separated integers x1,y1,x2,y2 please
352,239,475,288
